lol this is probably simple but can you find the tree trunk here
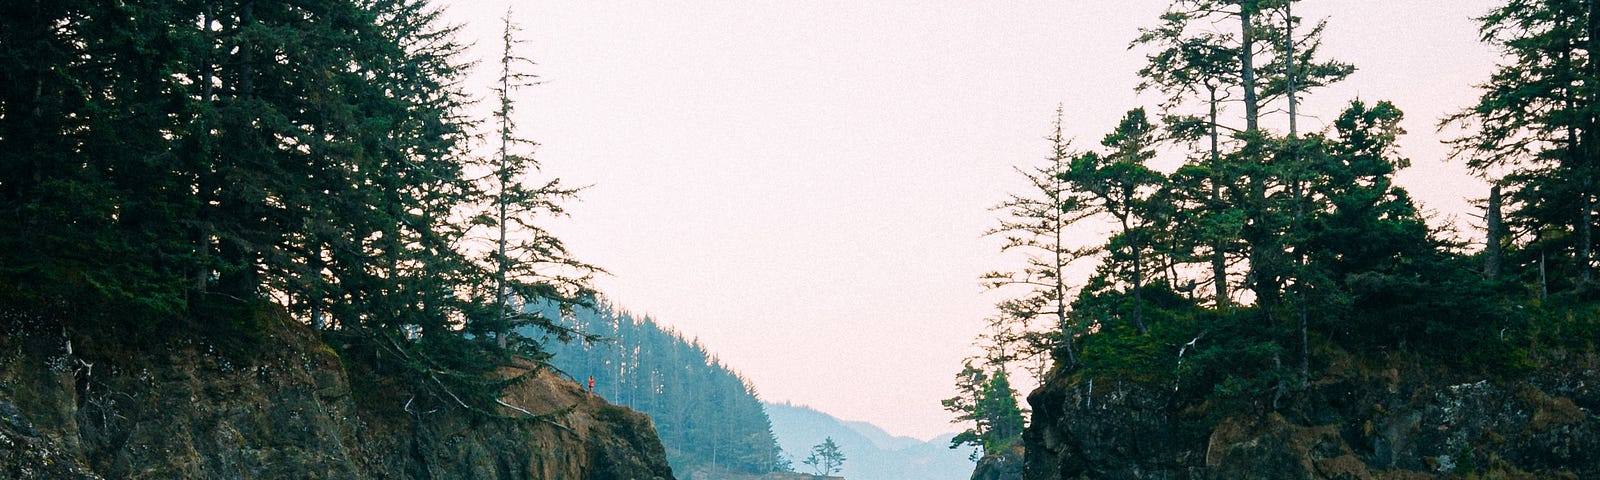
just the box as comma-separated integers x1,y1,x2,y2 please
1556,9,1593,287
1486,183,1504,279
1286,1,1298,138
1208,85,1229,307
1130,219,1147,335
1541,250,1549,301
1238,3,1280,309
1286,0,1308,386
1247,178,1280,309
1240,5,1260,132
1584,188,1595,284
496,19,514,349
1057,232,1078,366
1583,0,1598,284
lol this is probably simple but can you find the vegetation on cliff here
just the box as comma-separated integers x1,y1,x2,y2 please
0,305,675,479
943,359,1027,458
979,0,1600,418
0,1,680,478
1,0,598,417
987,0,1600,477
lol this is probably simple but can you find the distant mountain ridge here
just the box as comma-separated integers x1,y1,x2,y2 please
765,402,975,480
840,419,927,452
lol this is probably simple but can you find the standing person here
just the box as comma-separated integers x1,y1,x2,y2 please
587,376,594,392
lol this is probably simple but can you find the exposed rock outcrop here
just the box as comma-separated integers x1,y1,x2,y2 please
0,313,675,480
970,444,1024,480
1024,352,1600,479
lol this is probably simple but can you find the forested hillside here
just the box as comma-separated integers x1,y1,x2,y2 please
0,1,674,478
0,0,602,413
535,302,787,477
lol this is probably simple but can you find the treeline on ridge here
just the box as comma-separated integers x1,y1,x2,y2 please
534,301,790,477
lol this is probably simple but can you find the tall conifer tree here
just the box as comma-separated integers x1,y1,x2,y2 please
1448,0,1600,290
984,107,1102,367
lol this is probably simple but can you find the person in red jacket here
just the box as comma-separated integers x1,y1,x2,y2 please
587,376,594,392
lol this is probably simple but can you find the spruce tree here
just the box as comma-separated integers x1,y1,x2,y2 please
1064,108,1166,334
984,107,1101,367
1133,0,1353,311
1447,0,1600,291
943,362,1025,458
475,11,600,354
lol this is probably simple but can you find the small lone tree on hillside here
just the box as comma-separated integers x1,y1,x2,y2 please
802,436,845,476
944,364,1026,459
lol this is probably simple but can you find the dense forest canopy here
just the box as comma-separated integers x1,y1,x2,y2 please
0,0,595,412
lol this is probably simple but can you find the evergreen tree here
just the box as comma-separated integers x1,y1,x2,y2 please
1133,0,1354,311
983,107,1102,367
0,0,596,415
941,359,989,451
802,436,846,476
1135,7,1242,306
977,370,1026,450
965,0,1543,416
473,11,599,354
1446,0,1600,291
943,362,1026,459
1064,108,1167,334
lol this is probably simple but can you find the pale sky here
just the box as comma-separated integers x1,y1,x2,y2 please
440,0,1501,441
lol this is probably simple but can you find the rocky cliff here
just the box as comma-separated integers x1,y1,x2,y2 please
969,444,1024,480
1024,350,1600,479
0,311,675,480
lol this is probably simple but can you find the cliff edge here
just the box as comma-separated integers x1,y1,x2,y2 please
1023,349,1599,480
0,310,674,480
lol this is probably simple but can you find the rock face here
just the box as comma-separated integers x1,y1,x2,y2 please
1024,353,1600,480
0,314,675,480
970,444,1024,480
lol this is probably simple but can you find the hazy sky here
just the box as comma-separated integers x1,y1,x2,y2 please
440,0,1502,440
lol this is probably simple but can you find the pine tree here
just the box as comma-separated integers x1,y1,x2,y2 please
474,11,600,354
1064,108,1167,334
802,436,846,476
984,107,1102,367
943,362,1025,458
1446,0,1600,291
